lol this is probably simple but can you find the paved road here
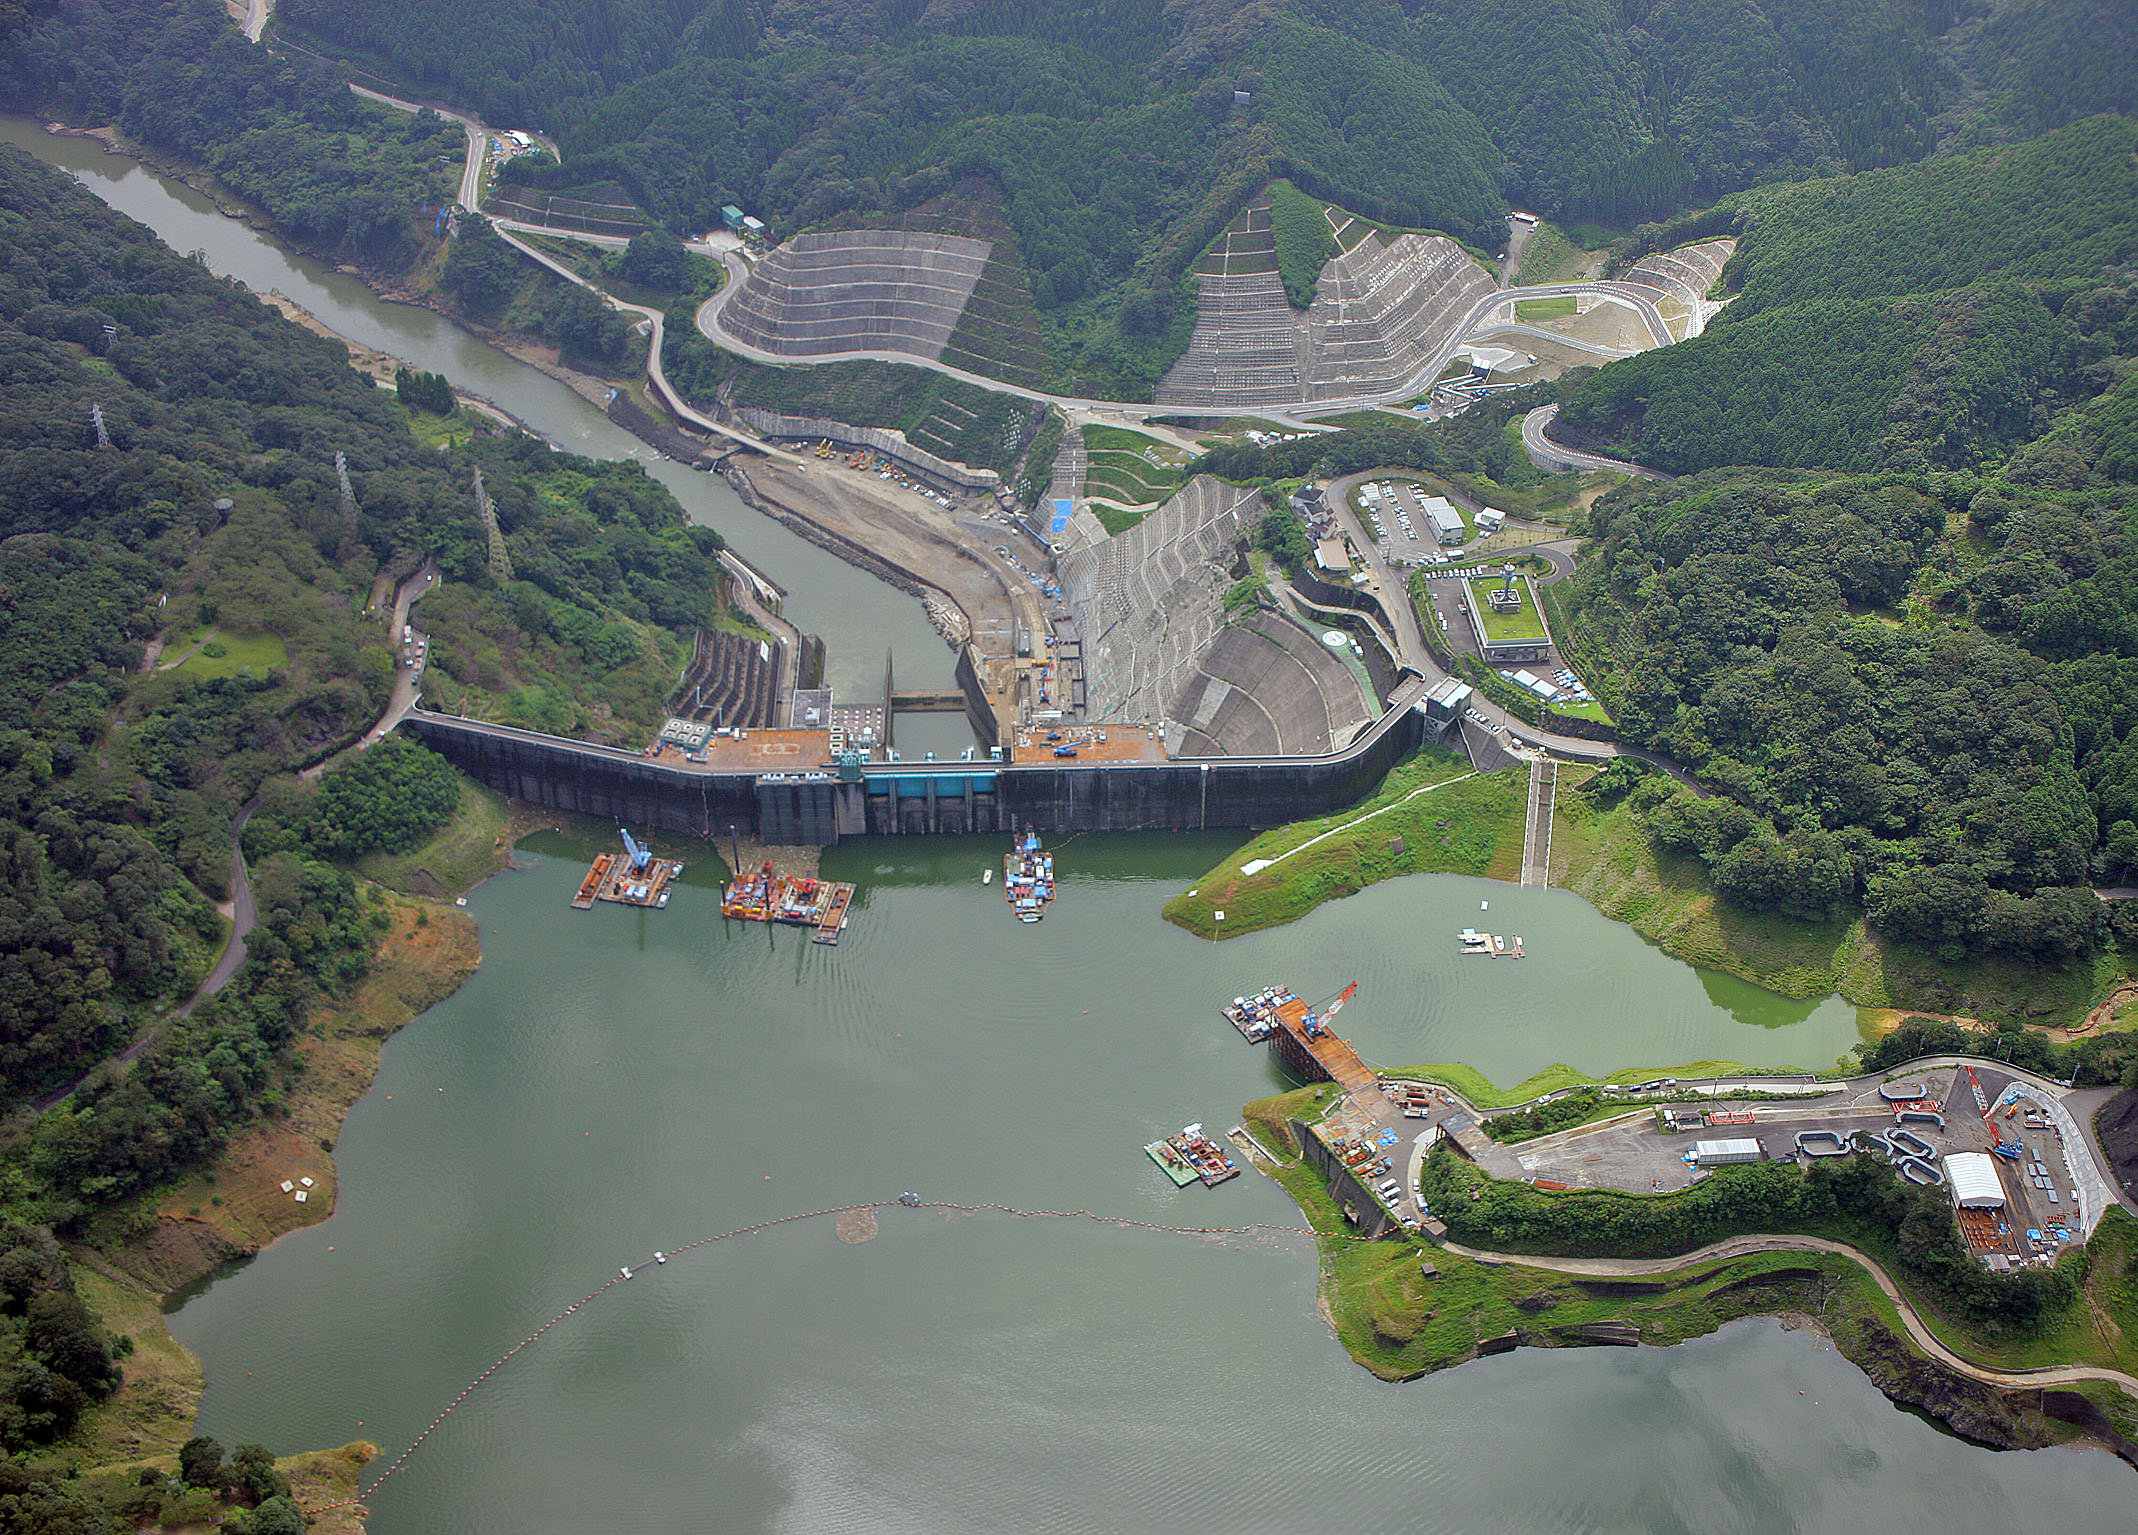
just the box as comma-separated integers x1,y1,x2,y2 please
32,800,261,1111
367,558,438,744
1465,320,1635,358
182,798,260,1018
243,0,273,43
1495,215,1533,287
1443,1231,2138,1400
1521,404,1672,479
695,250,1672,431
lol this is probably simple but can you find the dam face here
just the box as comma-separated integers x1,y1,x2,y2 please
402,707,1428,845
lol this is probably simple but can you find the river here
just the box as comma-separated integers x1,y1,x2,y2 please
0,119,951,701
11,123,2133,1533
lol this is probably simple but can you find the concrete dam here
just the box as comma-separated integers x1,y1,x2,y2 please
400,691,1434,846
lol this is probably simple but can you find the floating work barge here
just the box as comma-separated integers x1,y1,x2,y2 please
573,830,681,910
1218,982,1373,1091
1457,928,1524,957
572,853,615,910
1143,1123,1240,1188
720,860,856,944
1005,825,1054,923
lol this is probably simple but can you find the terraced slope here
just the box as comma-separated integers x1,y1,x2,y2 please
1057,476,1260,723
1157,201,1495,410
1172,614,1371,757
716,230,991,362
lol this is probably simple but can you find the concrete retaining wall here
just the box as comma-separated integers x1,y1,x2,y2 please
736,410,999,489
402,700,1425,846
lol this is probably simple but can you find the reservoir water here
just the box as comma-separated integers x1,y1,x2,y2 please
11,123,2132,1532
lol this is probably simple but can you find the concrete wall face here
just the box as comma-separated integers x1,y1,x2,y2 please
403,705,1423,845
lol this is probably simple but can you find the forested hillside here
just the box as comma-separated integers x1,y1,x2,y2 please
1543,130,2138,979
1559,115,2138,475
266,0,2131,381
2,0,463,265
0,145,721,1222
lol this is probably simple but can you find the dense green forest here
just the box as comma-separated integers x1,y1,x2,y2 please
264,0,2132,386
0,140,742,1510
2,0,463,264
1560,115,2138,474
0,141,723,1243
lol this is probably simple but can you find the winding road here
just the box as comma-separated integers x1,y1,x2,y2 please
31,799,259,1112
1521,403,1672,479
1445,1231,2138,1400
691,259,1676,430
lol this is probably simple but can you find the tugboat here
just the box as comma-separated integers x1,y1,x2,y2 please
1004,825,1055,923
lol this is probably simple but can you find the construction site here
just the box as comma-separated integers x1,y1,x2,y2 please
1156,203,1501,411
571,828,683,910
718,859,855,944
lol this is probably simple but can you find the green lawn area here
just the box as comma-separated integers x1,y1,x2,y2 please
1514,295,1577,321
1163,747,1527,939
173,630,289,679
1466,577,1549,644
1094,502,1151,536
1548,698,1614,725
1082,425,1187,509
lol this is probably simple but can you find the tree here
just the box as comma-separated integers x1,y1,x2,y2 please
180,1434,227,1490
616,227,690,292
249,1495,306,1535
227,1442,289,1507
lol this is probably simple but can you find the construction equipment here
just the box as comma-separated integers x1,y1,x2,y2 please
619,826,652,873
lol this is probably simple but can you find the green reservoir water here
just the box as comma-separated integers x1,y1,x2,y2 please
166,838,2134,1532
10,120,2132,1533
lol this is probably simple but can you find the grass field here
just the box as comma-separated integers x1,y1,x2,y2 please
1466,577,1549,644
355,778,511,899
1514,295,1577,321
1548,698,1613,724
1514,220,1587,286
1163,748,1527,940
173,630,289,679
1082,424,1188,510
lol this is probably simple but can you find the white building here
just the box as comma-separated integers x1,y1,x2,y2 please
1945,1152,2006,1209
1421,496,1465,545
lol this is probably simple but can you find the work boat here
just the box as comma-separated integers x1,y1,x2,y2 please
1003,825,1055,923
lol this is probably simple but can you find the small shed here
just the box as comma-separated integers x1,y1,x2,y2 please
1693,1138,1762,1166
1946,1152,2006,1209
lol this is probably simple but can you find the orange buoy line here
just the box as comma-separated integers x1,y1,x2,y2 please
302,1196,1365,1514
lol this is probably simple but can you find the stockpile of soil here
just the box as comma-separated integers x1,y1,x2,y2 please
2097,1089,2138,1191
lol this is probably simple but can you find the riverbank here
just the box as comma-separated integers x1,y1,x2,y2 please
46,784,535,1517
1170,747,2131,1029
1242,1082,2138,1467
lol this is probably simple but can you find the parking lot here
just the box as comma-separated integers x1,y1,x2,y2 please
1297,1063,2113,1264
